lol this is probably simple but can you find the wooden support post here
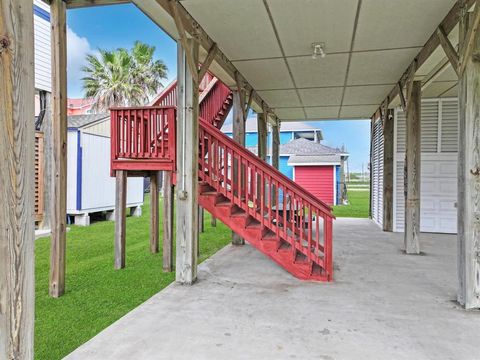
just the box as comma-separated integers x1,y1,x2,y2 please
271,121,280,170
150,171,159,253
232,89,246,245
404,81,422,254
163,171,174,272
49,0,68,298
39,91,53,230
115,170,127,269
383,109,394,232
211,216,217,227
457,4,480,309
0,0,35,357
271,121,280,206
198,206,204,233
257,112,267,161
175,39,199,284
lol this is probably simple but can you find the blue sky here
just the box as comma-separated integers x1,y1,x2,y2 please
67,4,370,173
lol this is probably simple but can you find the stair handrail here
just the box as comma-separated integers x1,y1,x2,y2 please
199,119,335,217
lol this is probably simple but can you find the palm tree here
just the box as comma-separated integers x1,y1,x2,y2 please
82,41,168,112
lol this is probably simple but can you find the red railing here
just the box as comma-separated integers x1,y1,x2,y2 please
199,120,334,279
199,79,233,127
110,107,176,171
150,81,177,107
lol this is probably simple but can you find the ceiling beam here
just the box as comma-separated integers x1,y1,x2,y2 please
436,25,460,74
131,0,275,121
376,0,476,114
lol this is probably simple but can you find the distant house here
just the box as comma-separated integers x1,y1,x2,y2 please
67,98,95,115
222,120,323,148
67,114,144,226
248,138,348,206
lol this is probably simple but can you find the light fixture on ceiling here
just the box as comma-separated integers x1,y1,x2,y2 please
312,42,326,59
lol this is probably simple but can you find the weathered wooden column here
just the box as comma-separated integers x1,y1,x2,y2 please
163,171,174,272
383,109,394,232
198,206,204,233
457,4,480,309
271,120,280,170
150,171,160,253
257,112,267,161
39,91,53,230
114,170,127,269
50,0,68,297
175,39,199,284
232,89,246,245
0,1,35,357
404,81,421,254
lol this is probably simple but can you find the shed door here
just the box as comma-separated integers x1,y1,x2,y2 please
295,166,334,205
394,99,458,234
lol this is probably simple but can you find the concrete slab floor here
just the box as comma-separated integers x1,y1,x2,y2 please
65,218,480,360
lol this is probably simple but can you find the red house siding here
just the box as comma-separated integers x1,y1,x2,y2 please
294,166,334,205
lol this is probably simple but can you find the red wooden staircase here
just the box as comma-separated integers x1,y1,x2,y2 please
110,75,335,281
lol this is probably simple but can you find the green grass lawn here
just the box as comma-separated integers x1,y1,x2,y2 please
35,194,231,360
333,190,370,218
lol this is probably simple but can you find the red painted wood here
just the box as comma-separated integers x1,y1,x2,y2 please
110,74,335,281
294,166,335,205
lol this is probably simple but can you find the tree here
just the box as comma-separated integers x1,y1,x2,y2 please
82,41,168,112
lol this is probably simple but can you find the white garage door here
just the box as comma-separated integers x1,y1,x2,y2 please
394,99,458,234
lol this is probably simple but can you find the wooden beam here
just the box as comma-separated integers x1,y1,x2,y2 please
49,0,68,298
374,0,477,117
383,109,394,232
459,1,480,75
64,0,130,8
175,40,199,284
404,81,422,254
457,5,480,309
398,82,407,112
198,42,218,82
170,0,198,82
132,0,275,116
114,170,127,269
163,171,174,272
271,121,280,170
39,91,53,230
436,25,460,75
198,206,204,233
257,112,267,161
0,0,35,357
232,89,246,246
150,172,160,253
244,88,254,119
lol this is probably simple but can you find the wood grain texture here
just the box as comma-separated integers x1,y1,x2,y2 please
114,170,127,269
163,171,173,272
232,90,246,245
257,112,267,161
0,0,35,357
150,172,159,254
175,41,199,284
458,6,480,309
383,109,394,232
39,92,52,230
49,0,68,298
404,81,422,254
271,122,280,170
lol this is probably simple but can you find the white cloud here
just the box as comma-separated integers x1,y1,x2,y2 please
67,27,97,98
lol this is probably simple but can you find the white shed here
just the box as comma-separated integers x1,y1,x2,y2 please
67,114,144,226
371,97,458,234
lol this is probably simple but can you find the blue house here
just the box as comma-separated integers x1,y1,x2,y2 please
222,119,348,205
